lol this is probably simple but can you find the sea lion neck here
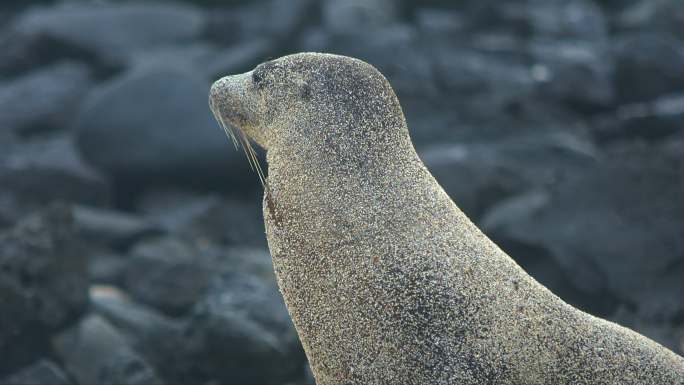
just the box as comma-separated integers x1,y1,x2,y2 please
263,114,429,247
265,110,419,190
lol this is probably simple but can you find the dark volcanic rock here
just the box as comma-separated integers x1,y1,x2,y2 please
422,132,597,220
75,64,253,190
2,3,206,72
0,360,71,385
428,45,585,143
616,0,684,41
0,205,88,376
88,253,128,286
322,0,400,35
73,205,163,251
254,0,317,43
90,287,190,383
470,0,608,41
129,43,219,75
0,62,92,136
128,40,274,82
123,236,273,315
433,48,532,99
138,191,266,247
591,92,684,143
529,40,615,110
481,140,684,321
480,190,615,315
123,237,216,315
185,273,304,385
52,314,162,385
613,32,684,104
0,135,109,228
206,39,274,80
1,0,683,377
206,0,316,47
415,7,468,36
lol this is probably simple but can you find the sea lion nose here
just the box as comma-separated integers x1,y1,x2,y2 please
209,76,239,122
209,73,252,114
210,75,249,127
209,77,228,111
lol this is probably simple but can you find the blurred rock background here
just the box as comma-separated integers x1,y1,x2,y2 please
0,0,682,384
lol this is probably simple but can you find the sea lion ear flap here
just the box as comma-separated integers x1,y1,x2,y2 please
297,79,312,101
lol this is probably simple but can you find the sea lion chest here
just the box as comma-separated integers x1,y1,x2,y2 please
260,172,504,383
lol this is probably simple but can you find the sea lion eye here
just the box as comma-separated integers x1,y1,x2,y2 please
253,61,278,89
252,71,264,88
299,82,312,100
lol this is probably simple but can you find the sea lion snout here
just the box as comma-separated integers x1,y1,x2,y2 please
210,74,249,127
209,73,269,149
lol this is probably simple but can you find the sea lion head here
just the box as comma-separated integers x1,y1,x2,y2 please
209,53,409,162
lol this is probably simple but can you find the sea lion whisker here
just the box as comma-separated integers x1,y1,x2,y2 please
227,122,265,187
241,130,266,186
222,116,240,150
210,101,239,150
241,135,255,171
209,96,265,185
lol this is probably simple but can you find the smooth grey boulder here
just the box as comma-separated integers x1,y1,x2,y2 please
206,0,315,47
0,360,71,385
529,40,615,110
2,3,206,71
90,287,189,383
0,135,109,228
481,140,684,336
0,61,92,136
185,273,305,385
52,314,162,385
614,32,684,103
75,65,255,190
137,191,266,247
422,132,597,219
123,236,273,315
73,205,163,251
591,92,684,143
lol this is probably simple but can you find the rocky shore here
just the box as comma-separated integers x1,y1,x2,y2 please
0,1,682,384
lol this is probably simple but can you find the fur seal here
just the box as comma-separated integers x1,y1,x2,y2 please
209,53,684,384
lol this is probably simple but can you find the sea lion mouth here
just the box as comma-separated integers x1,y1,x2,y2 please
210,95,247,127
209,75,266,185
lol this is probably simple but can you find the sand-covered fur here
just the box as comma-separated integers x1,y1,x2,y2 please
210,52,684,385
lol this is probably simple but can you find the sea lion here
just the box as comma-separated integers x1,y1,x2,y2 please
209,53,684,384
